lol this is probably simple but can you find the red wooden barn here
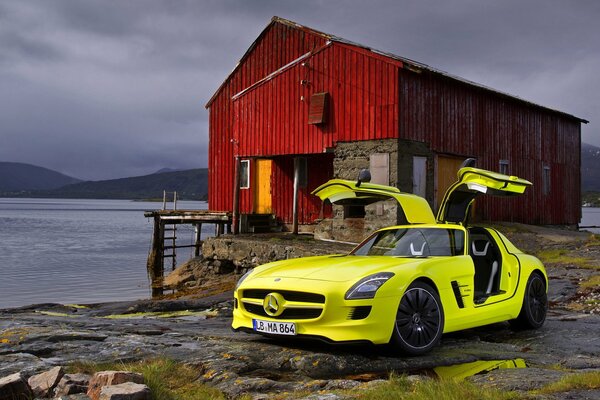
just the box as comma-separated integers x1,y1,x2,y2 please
205,17,587,239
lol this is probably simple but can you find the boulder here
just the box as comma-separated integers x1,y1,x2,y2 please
163,264,195,289
0,372,33,400
87,371,144,400
99,382,150,400
28,365,64,397
55,373,91,396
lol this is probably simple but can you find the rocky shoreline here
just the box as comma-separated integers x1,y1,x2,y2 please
2,225,599,399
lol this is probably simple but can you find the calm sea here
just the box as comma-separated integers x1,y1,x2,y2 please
0,198,209,309
1,200,599,309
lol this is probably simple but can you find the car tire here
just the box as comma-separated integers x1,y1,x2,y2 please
390,281,444,355
510,272,547,330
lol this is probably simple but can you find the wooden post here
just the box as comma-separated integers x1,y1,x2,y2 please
194,223,202,257
232,157,241,234
173,191,177,210
147,215,164,297
162,190,167,210
292,157,300,234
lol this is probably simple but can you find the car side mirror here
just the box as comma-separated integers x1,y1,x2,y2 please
356,169,371,187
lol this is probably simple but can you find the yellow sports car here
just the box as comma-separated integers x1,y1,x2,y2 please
232,165,548,355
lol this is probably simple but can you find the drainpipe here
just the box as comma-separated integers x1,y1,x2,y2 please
232,157,240,235
292,157,300,234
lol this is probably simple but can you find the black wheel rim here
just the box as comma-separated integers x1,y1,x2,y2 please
528,276,547,324
395,288,441,348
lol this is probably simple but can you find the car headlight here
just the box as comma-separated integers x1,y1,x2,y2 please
235,269,253,290
345,272,395,300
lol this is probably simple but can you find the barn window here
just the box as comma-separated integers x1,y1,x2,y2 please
543,165,551,195
499,160,509,175
239,160,250,189
296,157,308,188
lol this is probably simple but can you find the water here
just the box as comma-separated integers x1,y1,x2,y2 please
1,201,597,309
0,198,210,309
581,207,600,234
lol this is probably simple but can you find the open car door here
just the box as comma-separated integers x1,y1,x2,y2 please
437,167,532,224
312,179,436,225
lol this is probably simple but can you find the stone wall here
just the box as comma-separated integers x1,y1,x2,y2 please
316,138,435,242
201,234,355,272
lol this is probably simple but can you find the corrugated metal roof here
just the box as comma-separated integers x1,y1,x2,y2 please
206,16,588,124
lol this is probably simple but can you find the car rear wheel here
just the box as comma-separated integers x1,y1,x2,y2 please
391,281,444,355
510,272,547,330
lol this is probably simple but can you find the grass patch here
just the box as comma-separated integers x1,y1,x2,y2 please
355,374,520,400
581,275,600,289
70,358,225,400
533,371,600,394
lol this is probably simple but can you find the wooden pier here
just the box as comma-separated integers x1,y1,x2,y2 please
145,209,231,297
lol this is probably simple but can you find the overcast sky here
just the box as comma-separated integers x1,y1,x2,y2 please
1,0,598,180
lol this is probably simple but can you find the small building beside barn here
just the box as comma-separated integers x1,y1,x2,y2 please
205,17,587,241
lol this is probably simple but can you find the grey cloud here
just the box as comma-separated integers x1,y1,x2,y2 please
0,0,597,180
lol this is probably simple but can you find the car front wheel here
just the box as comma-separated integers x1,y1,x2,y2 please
390,281,444,355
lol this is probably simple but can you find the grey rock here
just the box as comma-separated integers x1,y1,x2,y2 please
55,395,91,400
99,382,150,400
55,373,91,396
87,372,144,400
28,365,64,397
468,367,569,392
0,372,33,400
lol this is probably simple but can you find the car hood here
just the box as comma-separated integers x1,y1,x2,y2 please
248,255,422,283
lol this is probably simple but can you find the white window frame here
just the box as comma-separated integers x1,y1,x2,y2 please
239,159,250,189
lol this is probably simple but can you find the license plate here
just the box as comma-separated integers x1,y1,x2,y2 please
253,319,296,335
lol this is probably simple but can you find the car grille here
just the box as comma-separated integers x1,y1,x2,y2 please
240,289,325,320
242,289,325,304
244,303,323,319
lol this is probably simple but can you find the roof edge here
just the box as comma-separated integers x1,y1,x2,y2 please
205,16,588,124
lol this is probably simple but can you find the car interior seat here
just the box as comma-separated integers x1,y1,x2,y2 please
471,238,499,296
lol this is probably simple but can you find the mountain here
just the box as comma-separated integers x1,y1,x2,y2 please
28,169,208,200
582,143,600,192
0,162,81,192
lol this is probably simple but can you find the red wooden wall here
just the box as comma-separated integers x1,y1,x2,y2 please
208,18,582,226
207,21,327,213
397,70,581,225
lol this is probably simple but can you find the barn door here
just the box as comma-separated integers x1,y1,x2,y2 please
436,155,465,209
412,156,427,198
254,159,272,214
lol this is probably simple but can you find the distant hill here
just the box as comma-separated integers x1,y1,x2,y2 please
1,167,208,200
582,143,600,192
0,162,81,192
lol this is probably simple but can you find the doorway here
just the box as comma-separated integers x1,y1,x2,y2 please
254,159,272,214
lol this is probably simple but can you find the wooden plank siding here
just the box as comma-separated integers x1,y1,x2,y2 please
207,23,327,213
208,18,583,226
398,69,581,224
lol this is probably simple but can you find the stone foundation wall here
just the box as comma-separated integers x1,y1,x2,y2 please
201,234,355,272
314,138,436,243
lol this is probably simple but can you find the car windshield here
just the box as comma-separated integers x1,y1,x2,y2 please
351,228,465,257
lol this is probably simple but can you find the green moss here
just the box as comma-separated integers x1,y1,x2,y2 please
536,249,596,269
101,310,218,319
581,275,600,289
